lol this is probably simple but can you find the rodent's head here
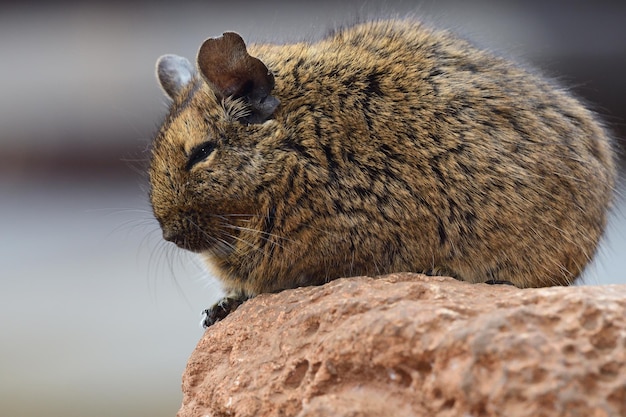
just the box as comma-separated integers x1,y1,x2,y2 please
149,32,283,254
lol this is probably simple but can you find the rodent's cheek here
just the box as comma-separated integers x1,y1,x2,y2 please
185,171,239,208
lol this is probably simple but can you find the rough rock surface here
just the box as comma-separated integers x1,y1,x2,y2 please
177,274,626,417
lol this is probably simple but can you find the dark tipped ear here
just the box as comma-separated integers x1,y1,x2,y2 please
156,54,195,99
197,32,279,123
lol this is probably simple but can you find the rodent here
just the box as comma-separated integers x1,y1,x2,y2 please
149,19,616,327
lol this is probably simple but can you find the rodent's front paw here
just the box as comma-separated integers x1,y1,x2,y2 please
201,296,245,328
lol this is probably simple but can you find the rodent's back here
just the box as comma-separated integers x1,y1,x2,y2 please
150,20,616,296
247,20,615,287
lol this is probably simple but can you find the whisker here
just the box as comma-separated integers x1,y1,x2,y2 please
218,213,346,242
213,235,238,256
221,223,298,250
224,232,260,252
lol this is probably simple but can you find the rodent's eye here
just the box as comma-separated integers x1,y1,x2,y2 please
186,141,216,170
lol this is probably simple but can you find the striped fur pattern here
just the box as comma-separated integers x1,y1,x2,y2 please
150,19,616,303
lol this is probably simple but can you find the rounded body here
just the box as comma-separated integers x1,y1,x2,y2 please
150,20,616,298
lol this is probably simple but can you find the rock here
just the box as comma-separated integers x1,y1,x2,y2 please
176,274,626,417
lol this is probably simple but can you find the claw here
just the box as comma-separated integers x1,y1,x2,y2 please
201,296,245,328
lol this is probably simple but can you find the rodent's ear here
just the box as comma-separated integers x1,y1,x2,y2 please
197,32,279,123
156,54,195,99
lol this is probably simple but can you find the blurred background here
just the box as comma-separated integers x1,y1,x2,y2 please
1,1,625,416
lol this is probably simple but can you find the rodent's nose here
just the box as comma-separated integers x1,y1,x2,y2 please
162,227,186,247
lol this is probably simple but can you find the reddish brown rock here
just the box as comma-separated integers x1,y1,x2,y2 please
177,274,626,417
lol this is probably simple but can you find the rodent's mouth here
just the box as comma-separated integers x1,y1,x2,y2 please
162,227,209,253
167,236,224,254
163,228,236,256
170,239,208,253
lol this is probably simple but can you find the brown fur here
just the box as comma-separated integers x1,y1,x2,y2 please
150,20,616,305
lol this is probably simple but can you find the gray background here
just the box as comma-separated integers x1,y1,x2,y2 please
1,1,625,416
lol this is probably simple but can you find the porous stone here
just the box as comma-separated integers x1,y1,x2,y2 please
177,274,626,417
